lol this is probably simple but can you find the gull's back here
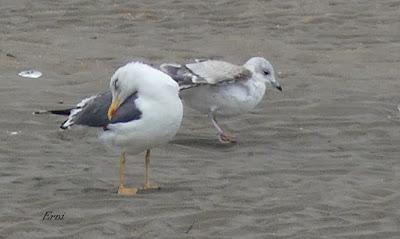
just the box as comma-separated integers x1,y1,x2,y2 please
160,60,252,90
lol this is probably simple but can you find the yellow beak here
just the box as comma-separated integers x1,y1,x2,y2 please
107,97,120,120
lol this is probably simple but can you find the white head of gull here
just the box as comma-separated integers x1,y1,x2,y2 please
243,57,281,91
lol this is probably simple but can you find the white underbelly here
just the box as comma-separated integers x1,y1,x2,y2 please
181,80,266,116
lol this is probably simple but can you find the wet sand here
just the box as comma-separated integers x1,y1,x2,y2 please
1,0,400,238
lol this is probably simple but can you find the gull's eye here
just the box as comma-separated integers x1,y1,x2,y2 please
113,79,119,89
263,70,270,75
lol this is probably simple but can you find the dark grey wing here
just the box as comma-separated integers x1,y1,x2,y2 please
72,91,111,127
61,91,142,129
110,92,142,124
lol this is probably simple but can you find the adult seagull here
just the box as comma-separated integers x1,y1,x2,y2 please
39,62,183,196
160,57,281,143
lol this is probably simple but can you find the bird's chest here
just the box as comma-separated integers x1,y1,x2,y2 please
213,80,265,114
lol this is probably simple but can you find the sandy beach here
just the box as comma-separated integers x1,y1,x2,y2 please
1,0,400,238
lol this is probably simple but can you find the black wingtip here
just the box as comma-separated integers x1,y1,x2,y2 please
49,109,73,116
34,109,73,116
33,110,49,115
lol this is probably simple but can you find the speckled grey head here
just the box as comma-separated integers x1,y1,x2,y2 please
244,57,282,91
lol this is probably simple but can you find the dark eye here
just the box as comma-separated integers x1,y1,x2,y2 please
263,70,270,75
113,79,119,89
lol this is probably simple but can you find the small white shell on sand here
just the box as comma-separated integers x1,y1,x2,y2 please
397,104,400,112
18,70,42,78
7,131,21,136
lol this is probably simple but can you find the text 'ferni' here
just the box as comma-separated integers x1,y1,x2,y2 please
42,211,65,221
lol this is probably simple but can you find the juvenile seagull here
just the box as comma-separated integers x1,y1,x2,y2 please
160,57,281,143
42,62,183,196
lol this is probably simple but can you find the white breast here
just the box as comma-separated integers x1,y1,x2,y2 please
181,78,266,116
100,87,183,155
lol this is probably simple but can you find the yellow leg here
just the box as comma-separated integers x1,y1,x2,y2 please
142,149,160,190
117,152,138,196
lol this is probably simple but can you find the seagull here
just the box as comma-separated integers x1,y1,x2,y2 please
160,57,282,143
38,62,183,196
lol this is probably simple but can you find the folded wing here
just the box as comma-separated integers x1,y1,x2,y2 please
61,91,142,129
160,60,252,90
